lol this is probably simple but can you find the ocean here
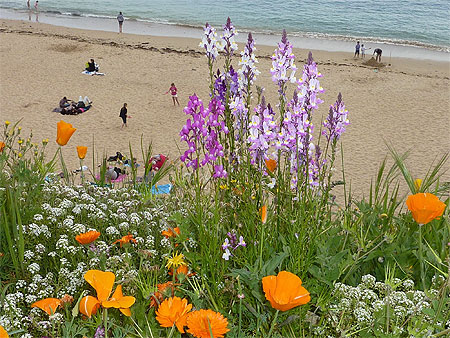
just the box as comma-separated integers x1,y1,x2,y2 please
0,0,449,52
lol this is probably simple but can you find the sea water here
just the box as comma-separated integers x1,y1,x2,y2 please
1,0,449,52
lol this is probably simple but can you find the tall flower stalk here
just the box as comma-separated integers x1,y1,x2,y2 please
199,23,219,94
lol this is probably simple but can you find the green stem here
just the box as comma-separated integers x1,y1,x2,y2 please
103,308,108,338
267,310,279,338
167,324,176,338
418,224,425,289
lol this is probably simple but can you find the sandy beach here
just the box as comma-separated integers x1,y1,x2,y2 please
0,18,449,198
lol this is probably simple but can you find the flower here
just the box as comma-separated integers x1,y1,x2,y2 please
162,227,180,238
166,252,186,269
414,178,422,192
31,298,62,315
406,193,446,225
5,121,10,126
260,205,267,224
76,230,100,245
102,285,136,316
187,309,230,338
156,297,192,333
0,142,5,153
262,271,310,311
265,158,277,173
80,270,135,317
77,146,88,159
322,92,349,142
150,281,178,308
60,294,74,305
113,233,137,247
56,120,76,146
222,248,232,261
0,325,8,338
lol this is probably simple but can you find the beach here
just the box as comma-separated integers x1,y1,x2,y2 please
0,18,449,198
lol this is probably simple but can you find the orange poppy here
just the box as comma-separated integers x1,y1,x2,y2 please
168,265,196,279
77,146,88,159
102,285,136,317
31,298,62,315
75,230,100,245
262,271,310,311
161,227,180,238
150,281,178,308
0,142,5,153
56,120,76,146
406,193,446,225
265,158,277,173
113,233,137,247
156,296,192,333
186,309,230,338
0,325,8,338
260,205,267,224
80,270,135,318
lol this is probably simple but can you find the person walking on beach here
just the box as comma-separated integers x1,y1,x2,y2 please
373,48,383,62
354,41,360,58
117,12,124,33
165,83,180,106
119,103,128,128
34,1,38,11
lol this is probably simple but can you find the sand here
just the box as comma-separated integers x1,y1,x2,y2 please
0,19,449,198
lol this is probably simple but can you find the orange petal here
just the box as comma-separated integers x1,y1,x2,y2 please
0,325,8,338
31,298,62,315
76,146,88,159
260,205,267,224
56,120,76,146
120,307,132,316
84,270,115,302
79,296,100,318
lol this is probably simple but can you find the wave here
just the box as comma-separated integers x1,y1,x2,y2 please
1,5,449,53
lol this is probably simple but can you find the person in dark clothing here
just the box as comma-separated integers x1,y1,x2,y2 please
119,103,128,128
354,41,360,58
59,97,71,108
106,167,124,180
86,59,98,72
373,48,383,62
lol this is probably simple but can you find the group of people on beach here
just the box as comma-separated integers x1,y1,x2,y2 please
354,41,383,62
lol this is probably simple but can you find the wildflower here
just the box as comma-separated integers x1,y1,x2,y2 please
166,252,186,269
77,146,88,159
406,193,446,225
60,294,74,305
56,120,76,146
265,158,277,173
75,231,100,245
156,296,192,333
199,23,218,61
93,326,105,338
238,32,260,89
262,271,310,311
80,270,135,317
260,205,267,224
219,184,228,190
414,178,422,192
31,298,62,315
161,227,180,238
18,152,23,158
5,121,10,126
0,142,4,152
113,233,137,247
18,139,23,144
0,325,8,338
187,309,230,338
322,93,349,142
222,248,232,261
237,236,246,247
42,138,49,144
150,282,178,308
271,30,297,93
218,17,238,57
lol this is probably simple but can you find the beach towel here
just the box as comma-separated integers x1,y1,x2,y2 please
82,70,105,76
95,173,127,182
152,184,172,195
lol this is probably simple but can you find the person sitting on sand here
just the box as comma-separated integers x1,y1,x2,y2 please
106,167,124,181
76,96,92,108
59,96,72,108
85,59,98,72
165,83,180,106
373,48,382,62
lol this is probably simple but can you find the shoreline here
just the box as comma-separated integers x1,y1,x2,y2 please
1,8,449,62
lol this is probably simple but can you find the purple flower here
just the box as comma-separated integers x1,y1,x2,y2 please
94,326,105,338
322,93,349,141
199,23,218,60
230,95,249,142
214,66,239,104
218,17,238,57
238,32,260,90
271,30,297,94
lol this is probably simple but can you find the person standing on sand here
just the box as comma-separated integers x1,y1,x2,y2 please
34,1,38,11
117,12,124,33
165,83,180,106
373,48,382,62
361,44,371,58
120,103,128,128
354,41,360,58
27,0,30,9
